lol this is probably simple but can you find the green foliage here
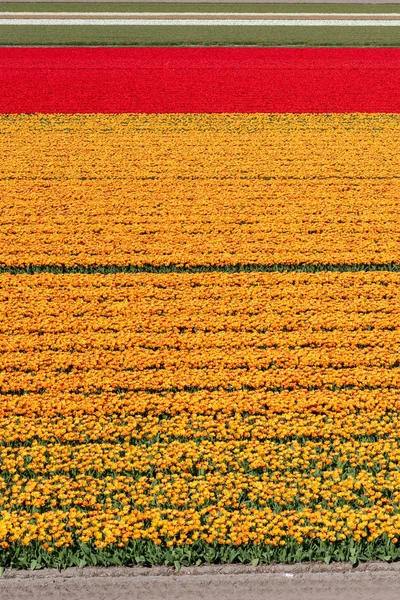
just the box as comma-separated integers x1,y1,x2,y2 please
1,3,399,14
0,263,399,275
0,25,400,48
2,537,400,571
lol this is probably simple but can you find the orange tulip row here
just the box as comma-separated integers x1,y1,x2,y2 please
0,113,399,268
0,268,398,551
0,112,399,558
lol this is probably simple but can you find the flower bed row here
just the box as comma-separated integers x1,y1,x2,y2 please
1,113,399,269
0,270,399,565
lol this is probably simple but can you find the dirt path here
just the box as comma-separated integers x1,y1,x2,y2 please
1,11,399,17
2,563,400,600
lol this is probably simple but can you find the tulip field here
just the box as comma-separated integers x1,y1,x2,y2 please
0,44,400,570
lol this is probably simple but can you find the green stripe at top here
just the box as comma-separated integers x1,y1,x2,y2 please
1,2,400,12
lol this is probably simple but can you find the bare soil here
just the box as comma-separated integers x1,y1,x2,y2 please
2,562,400,600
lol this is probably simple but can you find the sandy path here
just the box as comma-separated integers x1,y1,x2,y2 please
2,563,400,600
1,11,399,17
3,16,400,21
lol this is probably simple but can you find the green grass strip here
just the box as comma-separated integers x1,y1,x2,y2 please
1,24,399,46
0,263,399,274
1,536,400,569
1,3,400,13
